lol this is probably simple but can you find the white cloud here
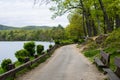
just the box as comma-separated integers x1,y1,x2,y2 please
0,0,69,27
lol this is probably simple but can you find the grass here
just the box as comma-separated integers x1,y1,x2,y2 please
84,49,99,57
83,46,120,70
109,53,120,70
82,39,100,62
83,49,100,62
104,46,120,70
82,45,120,72
0,67,4,74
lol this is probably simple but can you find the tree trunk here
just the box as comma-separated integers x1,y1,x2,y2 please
80,0,92,37
109,17,114,30
103,16,107,34
94,1,101,34
82,12,87,36
115,14,120,28
98,0,112,32
92,20,98,36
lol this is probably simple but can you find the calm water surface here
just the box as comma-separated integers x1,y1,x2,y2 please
0,41,54,64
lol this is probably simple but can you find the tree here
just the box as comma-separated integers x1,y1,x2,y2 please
37,45,44,55
15,49,30,62
37,0,120,36
66,13,84,39
98,0,111,32
1,59,12,71
24,41,35,56
48,0,98,37
51,25,65,40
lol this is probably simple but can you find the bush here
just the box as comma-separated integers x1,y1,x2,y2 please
1,59,12,71
55,40,60,44
73,38,79,43
49,44,53,49
78,39,85,44
85,41,98,51
24,41,35,56
15,49,29,63
103,29,120,47
60,39,73,45
37,45,44,55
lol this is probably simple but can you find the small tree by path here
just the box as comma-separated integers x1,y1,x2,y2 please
15,49,30,63
24,41,35,56
37,45,44,55
1,59,12,72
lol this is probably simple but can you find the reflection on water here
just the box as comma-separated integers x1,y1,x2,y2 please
0,41,54,64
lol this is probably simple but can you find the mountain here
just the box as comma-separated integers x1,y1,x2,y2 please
0,24,52,30
21,26,52,30
0,24,18,30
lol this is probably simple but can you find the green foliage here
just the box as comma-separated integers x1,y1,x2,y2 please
73,38,79,43
15,49,29,63
84,50,99,58
50,0,120,36
24,41,35,56
82,38,100,61
60,39,73,45
1,59,12,71
86,41,98,50
0,67,4,74
37,45,44,55
103,28,120,55
104,28,120,47
0,25,66,41
66,13,84,39
55,40,60,44
51,25,66,40
78,39,85,44
99,49,120,70
49,44,53,49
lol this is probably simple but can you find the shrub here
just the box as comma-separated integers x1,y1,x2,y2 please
37,45,44,55
24,41,35,56
1,59,12,71
55,40,60,44
78,39,85,44
73,38,79,43
84,41,98,51
15,49,29,63
103,28,120,47
49,44,53,49
60,39,73,45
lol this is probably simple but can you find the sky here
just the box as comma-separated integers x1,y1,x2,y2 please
0,0,69,27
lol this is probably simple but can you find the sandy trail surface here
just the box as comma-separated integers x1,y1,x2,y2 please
16,44,106,80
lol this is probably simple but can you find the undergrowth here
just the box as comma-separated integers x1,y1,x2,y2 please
82,28,120,70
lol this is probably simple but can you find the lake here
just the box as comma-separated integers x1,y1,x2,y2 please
0,41,54,64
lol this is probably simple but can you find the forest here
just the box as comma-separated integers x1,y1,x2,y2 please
0,0,120,41
0,25,66,41
47,0,120,36
0,0,120,42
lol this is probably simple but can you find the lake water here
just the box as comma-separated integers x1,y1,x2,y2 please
0,41,54,64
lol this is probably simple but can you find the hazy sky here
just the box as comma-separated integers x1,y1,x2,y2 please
0,0,69,27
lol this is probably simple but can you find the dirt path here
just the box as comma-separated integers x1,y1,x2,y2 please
16,44,106,80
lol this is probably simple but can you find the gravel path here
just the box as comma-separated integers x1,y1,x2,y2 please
16,44,106,80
